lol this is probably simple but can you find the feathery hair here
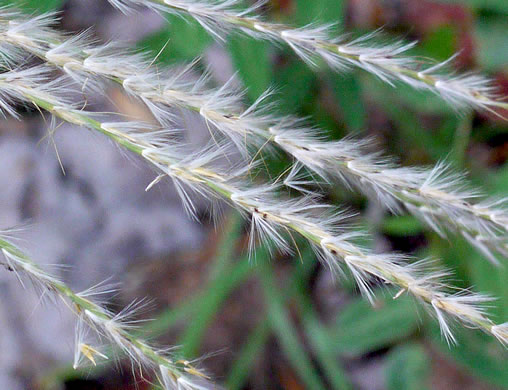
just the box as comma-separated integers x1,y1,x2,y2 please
0,234,213,390
0,65,505,347
0,10,507,263
106,0,508,114
0,3,507,386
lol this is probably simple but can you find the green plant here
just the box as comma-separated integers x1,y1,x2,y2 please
0,1,506,389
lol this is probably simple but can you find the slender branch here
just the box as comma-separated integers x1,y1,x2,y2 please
108,0,508,113
0,66,505,347
0,234,214,390
1,11,507,262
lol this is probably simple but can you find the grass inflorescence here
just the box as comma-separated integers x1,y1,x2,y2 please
0,2,507,389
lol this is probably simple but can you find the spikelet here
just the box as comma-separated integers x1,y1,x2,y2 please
105,0,508,114
271,128,508,263
0,66,505,347
0,12,506,263
0,234,214,390
492,322,508,347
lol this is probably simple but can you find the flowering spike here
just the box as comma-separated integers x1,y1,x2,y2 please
0,70,505,348
0,235,214,389
0,14,506,262
103,0,508,113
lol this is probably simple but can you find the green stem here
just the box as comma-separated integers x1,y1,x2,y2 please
148,0,508,111
0,18,502,244
0,237,193,379
0,75,500,344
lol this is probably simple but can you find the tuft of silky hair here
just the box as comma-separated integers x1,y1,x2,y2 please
0,233,215,390
0,11,507,263
105,0,508,114
0,66,505,348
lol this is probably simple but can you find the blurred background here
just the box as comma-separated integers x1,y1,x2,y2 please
0,0,506,389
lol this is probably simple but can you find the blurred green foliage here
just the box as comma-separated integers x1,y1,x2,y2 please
331,289,420,356
385,343,430,390
0,0,64,12
441,0,508,14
